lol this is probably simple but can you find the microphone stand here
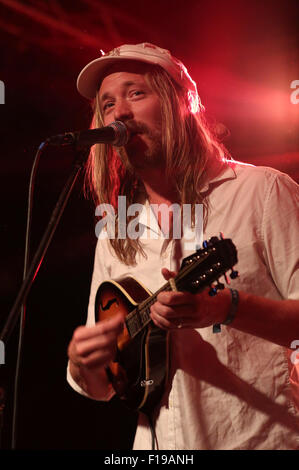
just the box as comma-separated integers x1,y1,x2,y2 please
0,143,90,448
0,144,89,344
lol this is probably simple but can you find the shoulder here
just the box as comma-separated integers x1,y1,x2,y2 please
207,159,299,224
225,159,299,196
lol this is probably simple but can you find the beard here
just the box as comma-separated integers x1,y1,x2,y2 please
116,120,164,173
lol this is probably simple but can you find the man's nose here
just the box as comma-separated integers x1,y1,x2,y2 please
113,99,133,122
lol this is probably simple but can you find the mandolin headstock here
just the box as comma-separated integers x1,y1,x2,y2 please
178,234,238,295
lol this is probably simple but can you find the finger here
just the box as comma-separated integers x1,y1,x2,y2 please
151,307,194,330
153,302,197,320
75,331,118,358
157,290,195,306
161,268,177,280
151,302,176,319
150,310,177,330
74,313,124,341
79,348,116,369
151,300,197,322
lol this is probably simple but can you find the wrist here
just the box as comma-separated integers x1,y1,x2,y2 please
213,288,239,333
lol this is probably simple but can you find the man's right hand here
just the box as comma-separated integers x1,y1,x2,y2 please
67,313,124,399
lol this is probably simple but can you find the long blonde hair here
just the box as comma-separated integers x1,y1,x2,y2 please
85,64,230,265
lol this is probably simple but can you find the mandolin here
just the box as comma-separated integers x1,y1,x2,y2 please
94,235,238,414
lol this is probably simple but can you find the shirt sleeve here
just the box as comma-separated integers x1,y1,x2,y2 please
86,236,111,326
262,171,299,300
66,236,115,401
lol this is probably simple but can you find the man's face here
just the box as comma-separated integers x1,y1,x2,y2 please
98,65,163,172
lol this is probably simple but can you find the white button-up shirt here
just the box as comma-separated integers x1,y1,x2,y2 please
67,161,299,449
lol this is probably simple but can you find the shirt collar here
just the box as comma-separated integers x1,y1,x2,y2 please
137,161,237,232
199,160,237,193
137,199,162,235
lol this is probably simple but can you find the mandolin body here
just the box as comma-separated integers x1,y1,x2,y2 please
95,277,169,414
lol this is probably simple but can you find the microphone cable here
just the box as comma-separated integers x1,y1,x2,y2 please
11,141,48,449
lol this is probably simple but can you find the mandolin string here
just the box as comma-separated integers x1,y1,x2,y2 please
126,248,213,336
126,250,214,333
126,240,236,338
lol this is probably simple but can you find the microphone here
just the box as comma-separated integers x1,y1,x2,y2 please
46,121,129,147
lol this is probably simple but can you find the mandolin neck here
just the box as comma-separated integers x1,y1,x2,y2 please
125,282,172,338
124,237,238,339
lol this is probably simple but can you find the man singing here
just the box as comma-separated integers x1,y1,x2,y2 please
67,43,299,450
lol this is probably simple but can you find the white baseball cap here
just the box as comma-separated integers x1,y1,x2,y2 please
77,42,199,106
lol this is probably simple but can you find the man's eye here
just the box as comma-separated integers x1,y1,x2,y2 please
131,90,144,97
103,102,114,111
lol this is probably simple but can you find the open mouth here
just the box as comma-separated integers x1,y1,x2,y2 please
129,132,142,142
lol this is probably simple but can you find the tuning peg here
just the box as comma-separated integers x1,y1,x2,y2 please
209,280,224,297
230,269,239,279
208,285,218,296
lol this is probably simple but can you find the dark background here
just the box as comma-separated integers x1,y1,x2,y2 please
0,0,298,450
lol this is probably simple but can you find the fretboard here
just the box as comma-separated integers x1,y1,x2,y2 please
125,282,172,338
124,256,201,338
123,238,237,339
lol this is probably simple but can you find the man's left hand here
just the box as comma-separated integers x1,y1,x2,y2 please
150,268,231,330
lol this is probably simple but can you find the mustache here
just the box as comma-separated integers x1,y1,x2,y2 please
124,120,150,136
